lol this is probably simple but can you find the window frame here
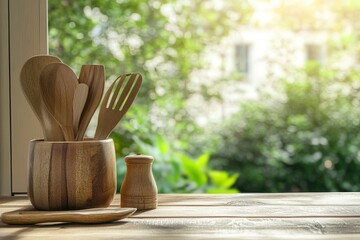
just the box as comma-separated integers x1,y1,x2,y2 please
234,43,251,75
0,0,48,196
305,43,324,64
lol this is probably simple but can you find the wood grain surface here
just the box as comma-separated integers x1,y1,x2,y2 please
1,207,136,225
76,65,105,141
1,194,360,239
20,55,64,141
39,63,78,141
73,83,89,136
27,139,116,210
94,73,142,140
120,155,157,210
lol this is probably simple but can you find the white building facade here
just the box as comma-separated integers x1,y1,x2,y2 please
190,27,328,125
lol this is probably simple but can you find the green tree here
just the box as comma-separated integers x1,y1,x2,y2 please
209,0,360,192
48,0,250,193
48,0,251,150
213,63,360,192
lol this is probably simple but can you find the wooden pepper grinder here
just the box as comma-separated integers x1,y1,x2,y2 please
120,154,158,210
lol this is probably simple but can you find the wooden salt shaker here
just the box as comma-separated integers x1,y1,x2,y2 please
120,154,158,209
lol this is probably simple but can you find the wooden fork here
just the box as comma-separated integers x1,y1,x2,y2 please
94,73,142,140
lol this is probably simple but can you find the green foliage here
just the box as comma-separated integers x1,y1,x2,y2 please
49,0,360,193
181,153,209,187
48,0,251,143
115,133,239,193
212,63,360,192
208,171,239,193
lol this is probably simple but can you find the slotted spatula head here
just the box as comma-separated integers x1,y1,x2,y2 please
94,73,142,140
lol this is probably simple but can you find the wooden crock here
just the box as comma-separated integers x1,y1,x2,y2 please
27,139,116,210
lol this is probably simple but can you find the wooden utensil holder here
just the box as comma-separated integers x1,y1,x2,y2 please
28,139,116,210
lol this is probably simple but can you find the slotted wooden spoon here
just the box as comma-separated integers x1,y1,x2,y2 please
40,63,78,141
76,65,105,140
2,207,136,225
94,73,142,140
20,55,64,140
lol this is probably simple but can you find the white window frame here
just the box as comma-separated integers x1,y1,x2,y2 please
0,0,48,195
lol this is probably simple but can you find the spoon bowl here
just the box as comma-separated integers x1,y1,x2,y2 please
39,63,78,141
20,55,64,140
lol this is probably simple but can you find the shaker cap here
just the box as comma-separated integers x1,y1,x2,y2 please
125,154,154,164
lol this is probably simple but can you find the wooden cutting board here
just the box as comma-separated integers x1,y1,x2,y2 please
1,207,136,225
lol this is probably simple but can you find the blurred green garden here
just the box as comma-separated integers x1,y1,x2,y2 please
49,0,360,193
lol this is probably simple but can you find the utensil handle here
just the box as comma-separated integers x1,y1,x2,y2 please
62,126,75,141
1,208,136,224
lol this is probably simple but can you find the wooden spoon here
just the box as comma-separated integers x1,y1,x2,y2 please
20,55,64,141
94,73,142,140
1,207,136,225
76,65,105,140
40,63,78,141
73,83,89,136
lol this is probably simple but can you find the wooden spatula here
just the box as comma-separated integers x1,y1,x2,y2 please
39,63,78,141
73,83,89,136
20,55,64,141
94,73,142,140
1,207,136,225
76,65,105,140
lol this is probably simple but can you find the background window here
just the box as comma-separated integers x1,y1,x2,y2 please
306,44,323,63
235,43,251,74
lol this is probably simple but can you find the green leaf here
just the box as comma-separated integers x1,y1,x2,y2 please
180,154,207,186
209,170,239,188
196,153,210,168
156,135,169,154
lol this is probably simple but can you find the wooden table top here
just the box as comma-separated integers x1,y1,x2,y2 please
1,193,360,239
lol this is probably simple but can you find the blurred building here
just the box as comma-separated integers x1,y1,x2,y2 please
191,27,328,125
